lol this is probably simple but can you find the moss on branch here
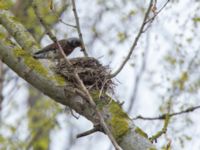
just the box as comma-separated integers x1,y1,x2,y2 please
108,101,130,142
13,47,65,85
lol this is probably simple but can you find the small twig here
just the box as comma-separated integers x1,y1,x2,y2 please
149,114,170,143
145,0,170,24
71,0,88,57
33,4,122,150
69,107,80,119
133,105,200,120
76,126,101,138
99,78,110,98
59,18,77,28
108,0,154,78
148,102,171,143
109,0,170,79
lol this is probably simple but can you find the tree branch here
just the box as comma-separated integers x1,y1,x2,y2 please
108,0,154,78
59,18,77,28
76,126,101,138
71,0,88,57
145,0,170,24
149,114,170,143
133,105,200,120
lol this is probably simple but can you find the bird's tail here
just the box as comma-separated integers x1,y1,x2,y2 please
33,50,60,59
33,50,47,59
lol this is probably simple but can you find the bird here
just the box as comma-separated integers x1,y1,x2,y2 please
33,37,83,60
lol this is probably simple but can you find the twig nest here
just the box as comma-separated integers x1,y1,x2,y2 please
54,57,114,92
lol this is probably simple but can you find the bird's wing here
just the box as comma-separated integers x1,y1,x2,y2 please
33,39,68,59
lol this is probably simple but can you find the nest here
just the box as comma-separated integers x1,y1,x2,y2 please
53,57,114,92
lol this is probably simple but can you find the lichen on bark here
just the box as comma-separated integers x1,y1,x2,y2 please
108,101,130,142
14,47,65,85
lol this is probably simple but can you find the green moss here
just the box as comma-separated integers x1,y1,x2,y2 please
14,48,65,85
87,93,129,142
50,74,66,86
90,91,111,110
108,101,129,142
135,127,148,139
14,48,48,75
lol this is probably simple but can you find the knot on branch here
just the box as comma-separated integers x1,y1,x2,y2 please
54,57,114,92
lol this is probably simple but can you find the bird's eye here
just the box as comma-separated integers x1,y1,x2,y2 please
74,40,80,46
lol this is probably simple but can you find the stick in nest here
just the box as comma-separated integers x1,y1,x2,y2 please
53,57,115,93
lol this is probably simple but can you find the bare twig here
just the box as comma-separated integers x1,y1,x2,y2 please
134,30,199,121
109,0,170,79
109,0,153,78
69,107,80,119
76,126,101,138
59,18,77,28
149,114,170,142
149,102,171,143
71,0,88,57
33,4,122,150
133,105,200,120
145,0,170,24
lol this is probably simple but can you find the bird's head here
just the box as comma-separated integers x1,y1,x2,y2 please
67,37,84,50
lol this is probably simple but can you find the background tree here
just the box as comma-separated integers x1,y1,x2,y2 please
0,0,200,150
